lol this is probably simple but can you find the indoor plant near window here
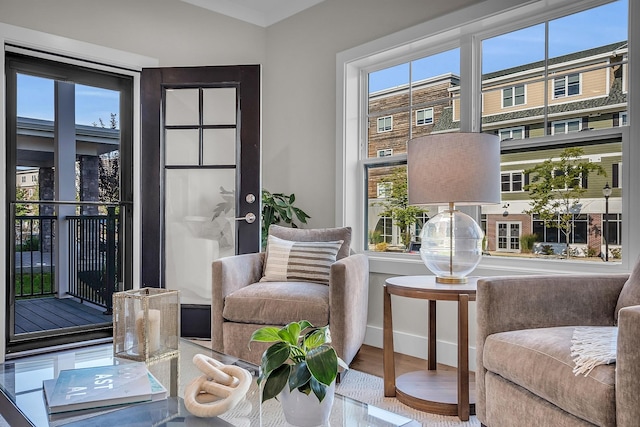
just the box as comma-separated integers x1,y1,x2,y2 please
249,321,346,427
261,190,311,247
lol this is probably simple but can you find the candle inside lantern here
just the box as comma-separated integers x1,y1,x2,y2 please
135,308,161,355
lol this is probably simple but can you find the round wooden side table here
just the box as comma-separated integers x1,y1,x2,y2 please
383,275,477,421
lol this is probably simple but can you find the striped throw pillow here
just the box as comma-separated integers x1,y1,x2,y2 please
260,235,344,285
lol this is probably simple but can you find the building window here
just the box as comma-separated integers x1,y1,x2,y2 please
377,116,392,133
553,73,580,98
552,119,582,135
21,176,26,183
377,182,392,198
502,85,525,107
620,111,628,126
499,126,525,141
377,149,393,157
501,171,524,192
604,213,622,246
612,163,622,188
414,212,430,242
415,108,434,126
374,216,393,244
532,214,588,244
497,222,521,252
31,175,37,182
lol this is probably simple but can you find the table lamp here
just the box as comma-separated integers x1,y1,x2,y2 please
408,132,500,283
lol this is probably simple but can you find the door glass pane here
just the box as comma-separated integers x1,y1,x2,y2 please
165,129,199,165
165,169,236,305
165,89,199,126
203,128,236,165
203,88,236,125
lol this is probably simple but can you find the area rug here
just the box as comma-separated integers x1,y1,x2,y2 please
336,369,480,426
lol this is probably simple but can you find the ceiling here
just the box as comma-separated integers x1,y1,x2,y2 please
181,0,326,27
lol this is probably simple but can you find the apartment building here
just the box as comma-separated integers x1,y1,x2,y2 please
368,41,627,257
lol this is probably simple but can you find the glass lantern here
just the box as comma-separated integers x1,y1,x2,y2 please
113,288,180,362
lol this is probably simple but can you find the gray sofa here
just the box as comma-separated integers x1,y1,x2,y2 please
476,272,640,427
211,225,369,367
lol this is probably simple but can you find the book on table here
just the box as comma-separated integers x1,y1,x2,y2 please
43,362,167,414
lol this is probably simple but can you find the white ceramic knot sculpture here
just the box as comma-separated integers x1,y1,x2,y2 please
184,354,252,417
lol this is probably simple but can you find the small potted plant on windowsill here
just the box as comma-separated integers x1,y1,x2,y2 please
249,321,347,427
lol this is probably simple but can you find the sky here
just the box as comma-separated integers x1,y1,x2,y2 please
17,74,120,128
15,0,628,119
368,0,628,93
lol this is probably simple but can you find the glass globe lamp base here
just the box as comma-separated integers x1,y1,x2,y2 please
419,208,484,285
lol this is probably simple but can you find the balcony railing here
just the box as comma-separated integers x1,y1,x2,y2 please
67,206,120,314
13,202,121,314
14,214,56,298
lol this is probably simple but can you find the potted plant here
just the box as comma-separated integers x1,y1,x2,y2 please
261,190,311,247
249,320,346,426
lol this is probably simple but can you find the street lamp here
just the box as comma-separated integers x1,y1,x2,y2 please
602,183,612,262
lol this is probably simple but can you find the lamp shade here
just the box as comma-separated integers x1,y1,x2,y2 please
407,132,501,206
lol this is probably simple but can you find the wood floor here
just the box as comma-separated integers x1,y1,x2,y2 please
350,344,455,378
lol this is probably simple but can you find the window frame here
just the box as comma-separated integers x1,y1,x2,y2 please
551,118,583,135
501,171,525,193
336,0,638,276
553,73,581,99
376,115,393,133
415,107,434,126
501,84,526,108
499,126,525,141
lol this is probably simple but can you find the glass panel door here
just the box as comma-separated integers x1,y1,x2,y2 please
164,87,239,310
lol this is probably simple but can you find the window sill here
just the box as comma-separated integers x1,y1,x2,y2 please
367,251,628,277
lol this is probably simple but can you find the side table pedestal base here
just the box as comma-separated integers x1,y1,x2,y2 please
395,370,476,416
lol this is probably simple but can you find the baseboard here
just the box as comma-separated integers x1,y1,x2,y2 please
363,325,477,372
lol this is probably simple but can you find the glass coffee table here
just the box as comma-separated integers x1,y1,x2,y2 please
0,338,420,426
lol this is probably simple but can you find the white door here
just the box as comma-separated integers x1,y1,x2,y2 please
497,222,521,252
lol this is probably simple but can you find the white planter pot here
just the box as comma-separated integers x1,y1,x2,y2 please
279,381,335,427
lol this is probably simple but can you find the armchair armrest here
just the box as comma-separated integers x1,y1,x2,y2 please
616,305,640,427
211,252,265,353
329,253,369,366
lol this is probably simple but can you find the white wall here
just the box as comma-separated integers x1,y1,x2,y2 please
0,0,267,66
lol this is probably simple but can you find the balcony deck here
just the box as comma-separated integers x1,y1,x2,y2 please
15,297,111,334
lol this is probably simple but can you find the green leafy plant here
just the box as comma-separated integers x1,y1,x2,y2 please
524,147,605,257
261,190,311,247
519,233,537,253
375,167,428,249
249,321,346,403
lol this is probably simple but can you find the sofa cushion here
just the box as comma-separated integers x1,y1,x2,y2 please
223,281,329,327
615,256,640,322
483,326,615,427
269,225,352,260
261,235,342,285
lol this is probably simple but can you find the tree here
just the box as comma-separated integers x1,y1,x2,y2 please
376,167,428,249
524,147,605,256
94,114,120,204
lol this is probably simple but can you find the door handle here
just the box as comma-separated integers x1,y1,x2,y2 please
235,213,256,224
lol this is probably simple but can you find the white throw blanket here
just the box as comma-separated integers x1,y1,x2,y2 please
570,326,618,376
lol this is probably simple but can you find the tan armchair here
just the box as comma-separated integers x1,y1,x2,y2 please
211,225,369,367
476,270,640,427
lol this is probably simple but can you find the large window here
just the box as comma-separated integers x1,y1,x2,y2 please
340,0,635,273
